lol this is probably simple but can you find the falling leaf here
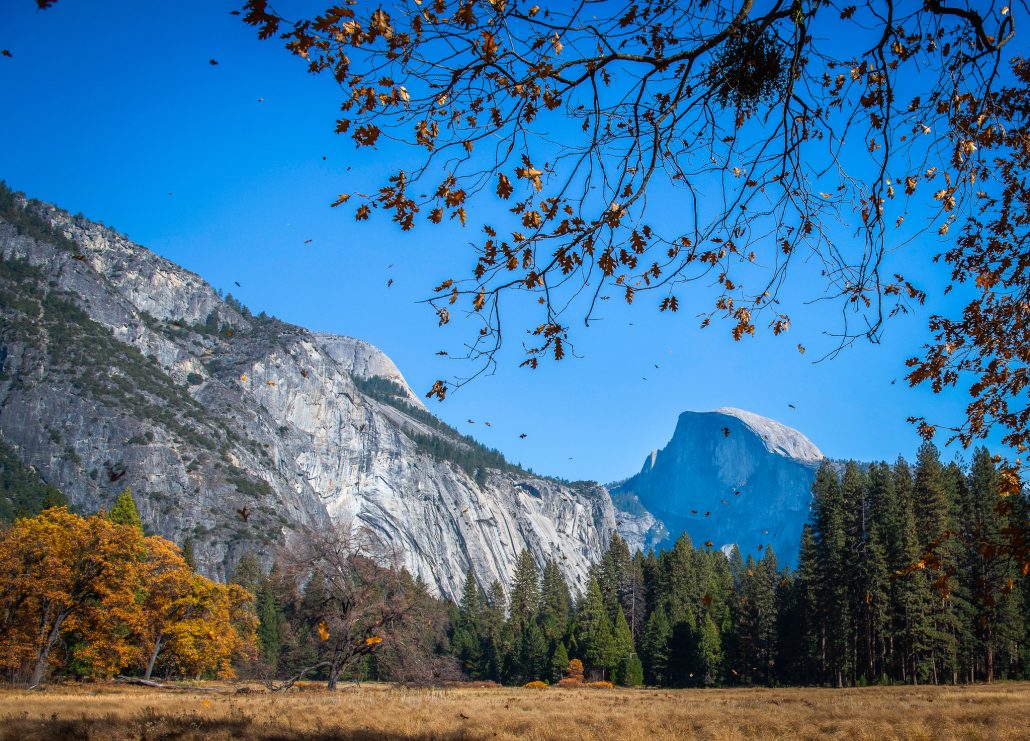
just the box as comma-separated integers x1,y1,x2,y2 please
317,621,330,641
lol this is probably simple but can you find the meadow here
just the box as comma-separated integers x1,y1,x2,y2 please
1,681,1028,740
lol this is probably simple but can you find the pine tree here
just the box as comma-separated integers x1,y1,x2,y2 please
959,448,1023,682
866,462,898,681
597,533,638,633
641,603,671,685
809,461,850,685
617,652,644,687
256,575,282,669
892,458,935,684
913,443,960,683
575,577,617,678
695,612,724,686
539,558,571,644
611,601,635,670
509,549,540,631
550,641,569,683
522,619,549,682
180,537,196,571
232,553,262,592
662,533,699,628
483,580,508,680
753,548,780,683
791,525,821,683
774,570,808,685
108,488,143,532
625,551,648,642
727,554,756,684
453,567,486,678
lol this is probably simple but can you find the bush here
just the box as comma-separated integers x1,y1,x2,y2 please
555,677,582,688
564,658,584,683
186,372,204,386
523,680,548,689
586,681,614,689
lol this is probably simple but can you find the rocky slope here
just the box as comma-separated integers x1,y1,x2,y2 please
0,189,653,599
611,408,823,565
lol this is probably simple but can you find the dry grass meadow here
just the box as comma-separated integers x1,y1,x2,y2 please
1,680,1028,740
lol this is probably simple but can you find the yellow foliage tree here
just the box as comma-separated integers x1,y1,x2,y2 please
135,535,195,680
159,577,257,680
0,507,144,686
0,507,258,686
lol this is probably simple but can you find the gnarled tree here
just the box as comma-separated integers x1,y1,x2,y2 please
270,523,429,690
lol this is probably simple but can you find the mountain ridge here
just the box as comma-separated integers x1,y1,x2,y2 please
0,185,663,599
0,183,821,592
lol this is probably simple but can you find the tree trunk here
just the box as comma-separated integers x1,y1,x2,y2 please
28,612,66,688
144,634,164,681
327,652,342,691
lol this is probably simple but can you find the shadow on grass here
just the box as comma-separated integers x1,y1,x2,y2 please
0,713,484,740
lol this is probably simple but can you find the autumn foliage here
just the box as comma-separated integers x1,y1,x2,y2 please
232,0,1025,458
564,659,584,684
0,506,256,686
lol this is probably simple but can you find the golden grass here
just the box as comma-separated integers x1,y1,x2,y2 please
0,680,1028,740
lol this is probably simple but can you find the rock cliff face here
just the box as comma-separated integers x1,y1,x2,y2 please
611,408,823,566
0,194,626,599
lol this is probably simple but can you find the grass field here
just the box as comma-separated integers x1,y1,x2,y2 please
1,681,1028,740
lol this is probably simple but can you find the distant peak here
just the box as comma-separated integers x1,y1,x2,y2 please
711,407,824,463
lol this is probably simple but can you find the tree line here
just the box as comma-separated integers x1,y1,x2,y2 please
1,445,1026,689
447,445,1029,687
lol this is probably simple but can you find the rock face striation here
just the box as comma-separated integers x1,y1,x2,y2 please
0,190,821,594
0,194,651,599
611,408,823,566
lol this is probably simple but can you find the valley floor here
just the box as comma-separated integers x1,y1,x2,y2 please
0,681,1028,740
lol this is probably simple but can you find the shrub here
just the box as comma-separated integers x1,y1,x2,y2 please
186,372,204,386
564,658,584,683
586,681,614,689
555,677,582,688
523,680,548,689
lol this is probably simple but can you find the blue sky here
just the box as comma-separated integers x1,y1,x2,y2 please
0,0,986,483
